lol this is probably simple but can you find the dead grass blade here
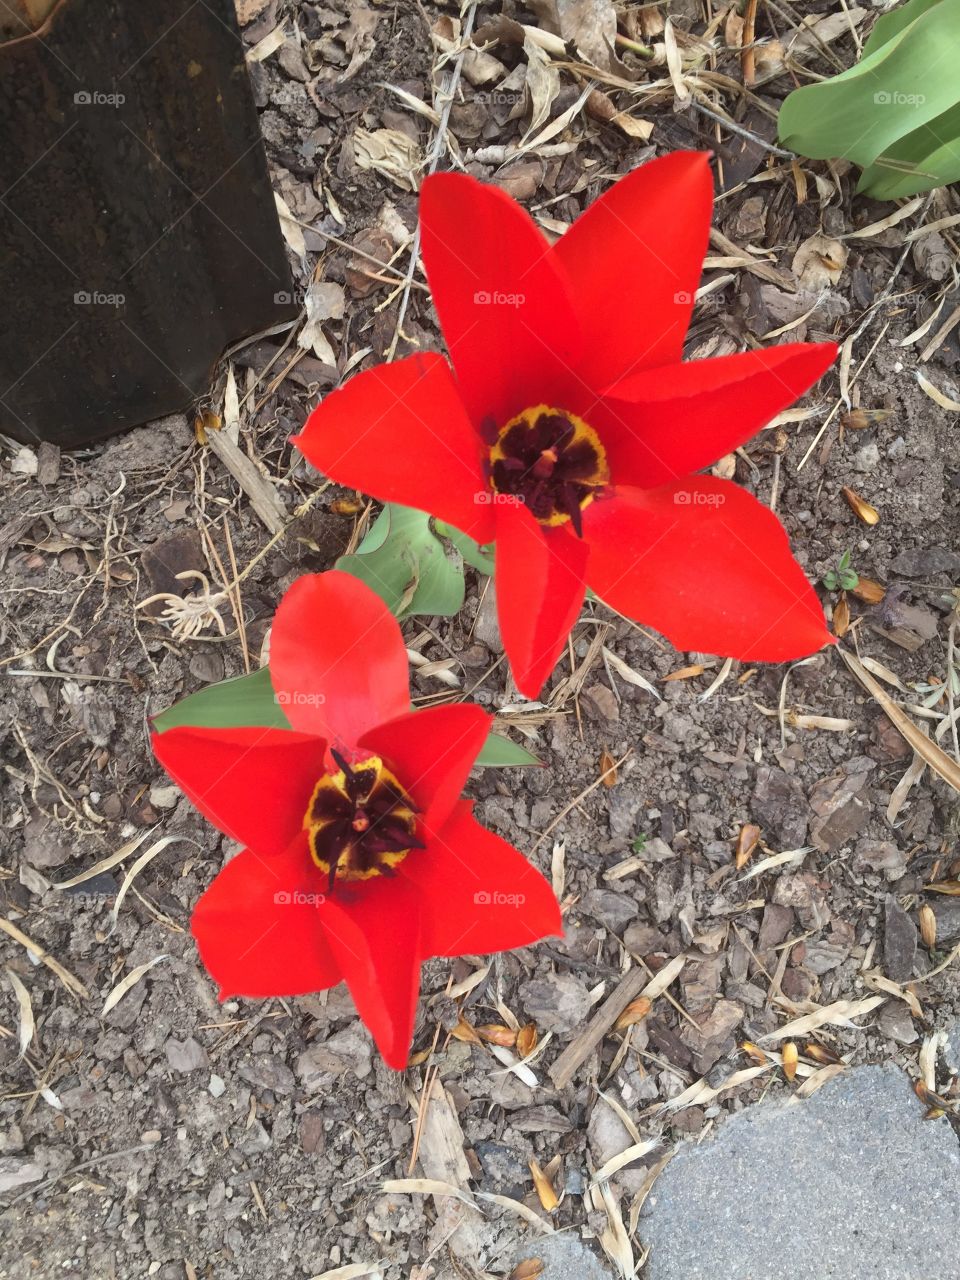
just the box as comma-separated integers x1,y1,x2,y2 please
52,829,153,888
758,995,885,1044
5,968,35,1058
0,917,88,999
840,649,960,795
102,954,169,1016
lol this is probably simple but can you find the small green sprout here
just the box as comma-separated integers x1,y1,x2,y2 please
822,550,859,594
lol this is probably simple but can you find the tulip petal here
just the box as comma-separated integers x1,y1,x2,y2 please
583,481,833,661
191,837,340,998
294,352,494,542
593,342,838,487
270,571,411,746
401,801,562,957
419,172,583,431
550,151,714,389
494,500,589,699
152,726,327,857
359,703,491,833
319,878,422,1070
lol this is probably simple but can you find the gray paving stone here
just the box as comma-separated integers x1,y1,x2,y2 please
640,1065,960,1280
511,1231,612,1279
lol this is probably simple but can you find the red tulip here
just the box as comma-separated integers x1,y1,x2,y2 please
295,151,837,697
152,571,561,1069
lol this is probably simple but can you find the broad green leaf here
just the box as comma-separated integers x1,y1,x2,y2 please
336,504,466,618
435,520,495,576
152,666,290,733
153,666,539,767
476,732,541,767
778,0,960,197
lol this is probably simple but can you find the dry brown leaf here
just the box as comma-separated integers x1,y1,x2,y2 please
614,997,651,1032
841,485,879,525
528,1159,559,1212
803,1041,842,1066
793,234,848,288
734,823,761,870
599,748,618,788
926,880,960,896
353,129,421,192
916,371,960,412
741,1041,766,1066
782,1041,799,1082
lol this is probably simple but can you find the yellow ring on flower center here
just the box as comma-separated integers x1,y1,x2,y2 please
304,755,419,883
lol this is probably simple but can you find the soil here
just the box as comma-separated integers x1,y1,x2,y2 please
2,1,960,1278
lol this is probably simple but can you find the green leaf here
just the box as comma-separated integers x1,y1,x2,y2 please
435,520,496,576
152,666,290,733
477,731,541,767
336,504,466,618
778,0,960,198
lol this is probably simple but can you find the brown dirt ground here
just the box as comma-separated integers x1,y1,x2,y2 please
2,1,960,1277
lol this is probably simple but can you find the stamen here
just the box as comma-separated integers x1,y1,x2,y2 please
304,755,420,885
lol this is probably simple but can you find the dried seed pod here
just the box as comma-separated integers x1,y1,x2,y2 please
734,823,762,870
842,407,893,431
330,497,364,515
517,1022,539,1058
782,1041,799,1081
529,1159,559,1212
841,485,880,525
664,663,705,681
615,997,652,1031
476,1024,517,1049
803,1041,842,1066
741,1041,766,1066
919,904,937,949
851,577,886,605
833,593,851,638
451,1015,482,1045
599,748,618,788
510,1261,546,1280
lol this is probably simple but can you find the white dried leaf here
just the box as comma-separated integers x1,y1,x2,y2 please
353,128,421,192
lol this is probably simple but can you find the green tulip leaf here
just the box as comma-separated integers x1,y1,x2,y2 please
434,520,496,575
336,504,466,619
152,665,289,733
475,732,541,767
778,0,960,198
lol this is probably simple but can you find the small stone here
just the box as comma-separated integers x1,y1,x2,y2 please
296,1025,373,1087
681,999,743,1074
237,1053,295,1095
808,758,874,853
164,1036,209,1073
148,783,180,810
852,442,880,471
473,1141,530,1199
519,973,592,1035
772,873,831,931
781,967,815,1001
300,1113,326,1154
580,888,637,934
581,683,619,723
877,1002,918,1045
0,1156,44,1194
751,767,808,848
140,1130,162,1144
757,903,795,951
855,839,906,881
799,938,850,975
883,896,917,983
208,1074,226,1099
511,1233,613,1280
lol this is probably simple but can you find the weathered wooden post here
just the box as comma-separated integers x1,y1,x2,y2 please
0,0,297,449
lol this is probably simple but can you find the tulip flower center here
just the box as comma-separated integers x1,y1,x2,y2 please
304,750,423,889
487,404,609,535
